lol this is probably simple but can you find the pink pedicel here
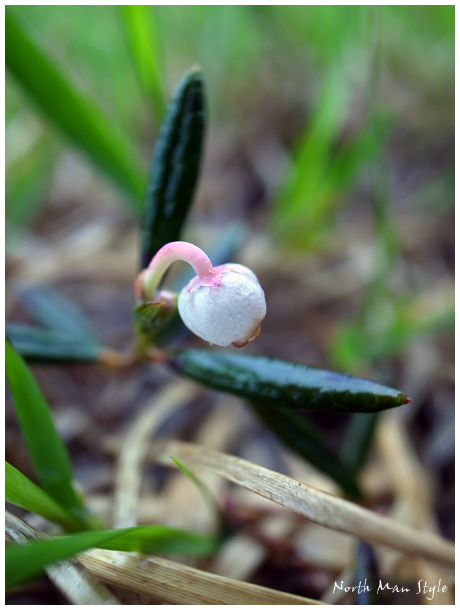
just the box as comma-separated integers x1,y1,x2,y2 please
143,241,220,298
148,241,214,279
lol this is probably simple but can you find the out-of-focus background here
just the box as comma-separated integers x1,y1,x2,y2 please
6,5,454,605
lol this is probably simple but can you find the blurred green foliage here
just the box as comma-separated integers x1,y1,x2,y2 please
6,9,147,208
5,9,454,591
6,5,453,228
6,5,454,373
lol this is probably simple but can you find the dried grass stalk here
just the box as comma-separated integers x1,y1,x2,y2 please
5,512,122,605
149,440,454,568
113,381,200,528
79,548,323,605
158,400,241,532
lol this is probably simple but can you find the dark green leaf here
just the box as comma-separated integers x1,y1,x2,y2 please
5,9,145,207
249,403,362,498
5,341,88,524
340,413,379,477
6,526,218,588
20,286,99,343
6,324,100,363
140,67,206,268
6,462,81,531
171,349,410,413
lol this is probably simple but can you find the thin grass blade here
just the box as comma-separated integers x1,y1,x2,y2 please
5,9,145,207
6,530,126,589
6,525,218,589
120,5,166,119
5,511,123,604
6,462,81,531
100,525,218,555
171,457,221,526
5,341,88,524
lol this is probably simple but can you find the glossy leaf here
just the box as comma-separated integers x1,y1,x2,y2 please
120,5,166,119
6,462,81,531
249,403,362,497
5,341,88,524
5,9,145,207
6,324,100,363
171,350,410,414
6,526,218,588
140,67,206,269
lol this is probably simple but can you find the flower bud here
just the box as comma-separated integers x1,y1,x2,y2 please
178,263,266,347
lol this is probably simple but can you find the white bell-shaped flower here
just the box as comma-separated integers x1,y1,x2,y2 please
178,263,267,347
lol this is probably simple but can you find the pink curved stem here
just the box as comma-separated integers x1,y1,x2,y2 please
143,241,216,298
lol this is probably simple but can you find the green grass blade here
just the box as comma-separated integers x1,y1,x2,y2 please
140,67,206,268
5,341,88,524
170,457,220,525
6,530,127,589
171,349,410,414
100,525,218,555
6,462,81,531
6,526,218,588
5,9,146,207
272,70,349,236
120,5,166,120
250,403,362,498
6,324,101,363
